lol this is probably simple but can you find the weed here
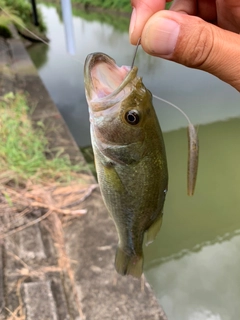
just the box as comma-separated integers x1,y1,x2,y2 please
0,92,83,184
0,0,46,38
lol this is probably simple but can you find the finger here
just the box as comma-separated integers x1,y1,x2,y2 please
217,0,240,32
171,0,217,21
197,0,217,21
130,0,166,44
141,10,240,91
170,0,198,15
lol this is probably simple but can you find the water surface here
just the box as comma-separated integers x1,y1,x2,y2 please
144,119,240,320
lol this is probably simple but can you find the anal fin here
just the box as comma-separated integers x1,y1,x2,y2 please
146,215,163,246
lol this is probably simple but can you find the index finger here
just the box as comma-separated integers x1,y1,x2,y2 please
130,0,168,44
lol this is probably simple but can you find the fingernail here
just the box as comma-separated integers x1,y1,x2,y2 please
129,7,136,35
145,18,180,55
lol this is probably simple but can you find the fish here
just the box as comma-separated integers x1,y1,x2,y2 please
84,52,168,278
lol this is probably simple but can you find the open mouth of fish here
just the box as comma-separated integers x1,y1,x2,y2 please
84,53,138,110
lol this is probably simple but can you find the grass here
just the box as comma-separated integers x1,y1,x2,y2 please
0,0,46,38
4,0,46,31
0,0,25,38
0,92,83,184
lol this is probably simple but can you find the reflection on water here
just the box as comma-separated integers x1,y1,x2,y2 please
71,6,130,33
147,235,240,320
27,42,49,69
146,233,240,320
28,4,240,319
144,118,240,261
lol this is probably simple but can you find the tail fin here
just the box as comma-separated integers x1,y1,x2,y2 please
114,247,143,278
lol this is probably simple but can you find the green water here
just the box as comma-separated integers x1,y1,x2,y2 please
28,4,240,319
144,119,240,319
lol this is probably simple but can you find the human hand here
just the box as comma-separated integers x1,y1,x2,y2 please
129,0,240,91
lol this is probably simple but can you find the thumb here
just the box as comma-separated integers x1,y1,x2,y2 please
141,10,240,91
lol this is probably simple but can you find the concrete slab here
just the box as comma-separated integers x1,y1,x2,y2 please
18,224,46,261
0,38,11,66
23,281,58,320
50,276,71,320
8,38,38,76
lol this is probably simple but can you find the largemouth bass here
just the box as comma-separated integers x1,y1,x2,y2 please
84,53,168,278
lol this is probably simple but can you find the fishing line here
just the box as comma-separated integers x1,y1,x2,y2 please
153,94,192,126
131,37,141,69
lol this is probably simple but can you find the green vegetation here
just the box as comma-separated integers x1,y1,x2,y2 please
72,0,131,12
75,0,172,12
0,0,25,37
0,0,46,38
28,42,49,69
0,92,83,184
72,0,172,12
72,6,129,32
40,0,130,33
39,1,172,34
43,0,172,14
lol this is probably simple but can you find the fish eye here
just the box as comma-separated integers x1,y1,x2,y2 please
125,110,140,125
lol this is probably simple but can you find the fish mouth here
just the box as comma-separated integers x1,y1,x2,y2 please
84,53,138,111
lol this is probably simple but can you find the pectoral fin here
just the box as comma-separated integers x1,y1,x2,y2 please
103,163,125,193
93,144,125,194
